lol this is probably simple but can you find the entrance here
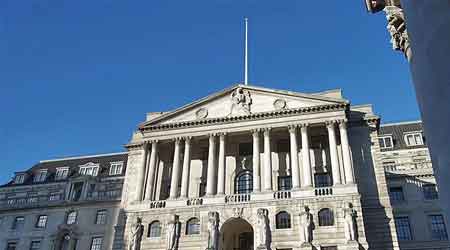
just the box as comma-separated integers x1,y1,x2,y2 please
220,218,254,250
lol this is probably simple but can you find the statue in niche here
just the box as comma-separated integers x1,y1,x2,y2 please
241,157,248,169
206,212,220,250
129,217,144,250
299,206,313,245
229,87,252,116
166,215,181,250
256,208,270,249
343,202,358,242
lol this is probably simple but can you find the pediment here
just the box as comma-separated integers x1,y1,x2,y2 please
141,84,348,128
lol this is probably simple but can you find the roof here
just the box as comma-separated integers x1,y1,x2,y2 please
1,152,128,187
379,121,427,151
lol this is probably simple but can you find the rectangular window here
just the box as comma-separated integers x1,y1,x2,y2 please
6,242,17,250
12,216,25,230
239,143,252,156
389,187,405,202
423,184,439,200
404,132,424,146
67,211,77,225
33,170,48,183
35,215,47,228
429,215,448,240
314,173,332,187
395,217,413,240
55,167,69,180
14,174,25,184
79,165,99,176
90,237,103,250
95,210,107,225
278,176,292,191
49,192,61,201
378,136,393,149
109,162,123,175
30,240,41,250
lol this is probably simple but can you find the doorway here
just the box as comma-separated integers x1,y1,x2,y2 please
220,218,254,250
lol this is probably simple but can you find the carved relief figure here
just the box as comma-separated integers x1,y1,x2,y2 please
129,217,144,250
207,212,220,250
385,6,411,58
343,202,358,242
299,206,313,245
229,87,252,116
256,208,270,249
166,215,181,250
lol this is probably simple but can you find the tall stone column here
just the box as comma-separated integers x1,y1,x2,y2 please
169,138,182,199
217,133,226,195
136,142,149,201
288,125,301,189
206,134,217,196
252,129,261,192
180,137,192,198
263,128,273,191
300,124,313,187
144,141,159,200
339,120,355,184
326,121,342,186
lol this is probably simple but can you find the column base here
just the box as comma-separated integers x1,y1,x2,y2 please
256,244,269,250
299,242,313,250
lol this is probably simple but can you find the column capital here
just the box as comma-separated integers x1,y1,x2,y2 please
337,119,348,128
218,132,227,137
209,133,218,137
299,122,310,128
173,137,182,144
252,128,262,135
263,127,271,136
183,136,192,143
288,124,298,133
325,120,337,128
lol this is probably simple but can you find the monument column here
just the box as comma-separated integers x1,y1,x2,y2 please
326,121,342,186
252,129,261,192
136,142,149,201
263,128,273,191
300,124,313,187
180,137,192,198
339,120,355,184
288,125,301,189
169,138,182,199
217,133,226,195
206,134,217,196
144,141,159,200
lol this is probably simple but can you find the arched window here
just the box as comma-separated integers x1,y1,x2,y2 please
235,171,253,194
186,217,200,235
276,211,291,229
318,208,334,226
148,221,161,238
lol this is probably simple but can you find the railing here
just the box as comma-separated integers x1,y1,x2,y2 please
315,187,333,196
187,198,203,206
225,194,251,203
149,200,166,209
0,195,64,210
86,189,122,201
273,191,292,199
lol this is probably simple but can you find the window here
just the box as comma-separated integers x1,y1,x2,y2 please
186,218,200,235
239,143,252,156
235,171,253,194
66,211,77,225
33,169,47,183
109,162,123,175
14,174,25,184
6,242,17,250
276,211,291,229
379,136,393,149
429,215,448,240
30,240,41,250
55,167,69,180
395,217,413,240
389,187,405,202
49,192,61,201
12,216,25,230
314,173,332,187
278,176,292,191
79,163,99,176
404,132,424,146
318,208,334,226
35,215,47,228
95,210,107,225
90,237,103,250
71,182,84,201
148,221,162,237
423,184,438,200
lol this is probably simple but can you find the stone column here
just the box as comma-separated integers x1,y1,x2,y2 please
217,133,226,195
169,138,182,199
263,128,273,191
144,141,159,200
300,124,313,187
136,142,149,201
339,120,355,184
180,137,192,198
288,125,301,189
252,129,261,192
326,121,342,186
206,134,217,196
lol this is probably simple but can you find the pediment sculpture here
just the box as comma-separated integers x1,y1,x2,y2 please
229,87,252,116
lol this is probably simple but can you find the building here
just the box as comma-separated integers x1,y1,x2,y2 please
1,84,448,250
379,121,449,250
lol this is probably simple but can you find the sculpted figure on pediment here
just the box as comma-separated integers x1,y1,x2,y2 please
229,87,252,116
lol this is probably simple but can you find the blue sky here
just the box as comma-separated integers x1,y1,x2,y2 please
0,0,418,184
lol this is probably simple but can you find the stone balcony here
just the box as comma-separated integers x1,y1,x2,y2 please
384,161,433,176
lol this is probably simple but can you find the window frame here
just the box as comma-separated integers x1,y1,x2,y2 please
275,211,291,229
6,242,17,250
66,211,77,225
11,216,25,230
148,220,162,238
395,216,413,241
378,135,394,149
186,217,200,235
95,210,107,225
404,132,424,147
55,167,69,180
29,240,41,250
389,186,405,202
109,162,124,176
78,163,100,176
235,170,253,194
90,236,103,250
33,169,48,183
35,215,48,228
429,214,448,241
14,174,25,184
318,208,334,226
277,176,292,191
423,184,439,200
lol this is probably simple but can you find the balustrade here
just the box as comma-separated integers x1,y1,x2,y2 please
149,200,166,209
187,198,203,206
225,194,251,203
273,191,292,199
315,187,333,196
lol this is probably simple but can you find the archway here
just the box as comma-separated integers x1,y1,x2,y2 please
220,218,254,250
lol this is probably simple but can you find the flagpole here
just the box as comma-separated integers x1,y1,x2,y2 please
244,17,248,85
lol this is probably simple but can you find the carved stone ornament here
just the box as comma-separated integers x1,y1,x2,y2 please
384,6,412,60
206,212,220,250
256,208,270,250
273,99,287,110
166,215,181,250
232,207,244,218
195,108,208,119
299,206,313,246
229,87,252,116
343,202,358,242
129,217,144,250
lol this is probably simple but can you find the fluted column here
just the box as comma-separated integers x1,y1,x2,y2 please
288,125,301,189
206,134,217,196
300,124,313,187
326,121,342,186
216,133,226,195
169,138,182,199
252,129,261,192
263,128,273,191
144,141,159,200
339,120,355,184
180,137,192,198
136,142,149,201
